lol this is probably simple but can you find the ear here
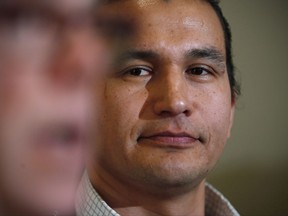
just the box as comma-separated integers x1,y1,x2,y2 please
227,97,236,138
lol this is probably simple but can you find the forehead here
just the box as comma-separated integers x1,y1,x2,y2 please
101,0,225,55
136,1,221,35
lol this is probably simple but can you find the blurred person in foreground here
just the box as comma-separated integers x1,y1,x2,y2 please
0,0,108,215
77,0,241,216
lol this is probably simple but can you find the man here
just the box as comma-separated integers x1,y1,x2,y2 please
77,0,240,215
0,0,107,215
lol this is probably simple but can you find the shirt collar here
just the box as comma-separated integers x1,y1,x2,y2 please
76,172,240,216
205,183,240,216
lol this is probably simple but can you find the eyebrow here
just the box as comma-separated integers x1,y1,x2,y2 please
114,47,227,72
185,47,226,64
116,50,160,63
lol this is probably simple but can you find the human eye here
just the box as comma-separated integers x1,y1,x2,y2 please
124,66,152,77
117,65,153,82
185,64,218,82
186,66,211,76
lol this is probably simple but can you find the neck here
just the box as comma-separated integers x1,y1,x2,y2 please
88,166,206,216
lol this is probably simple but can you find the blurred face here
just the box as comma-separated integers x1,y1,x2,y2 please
92,0,235,191
0,0,105,214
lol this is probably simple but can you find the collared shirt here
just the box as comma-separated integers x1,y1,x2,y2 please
76,172,240,216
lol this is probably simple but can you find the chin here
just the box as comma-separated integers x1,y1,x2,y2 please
132,160,211,190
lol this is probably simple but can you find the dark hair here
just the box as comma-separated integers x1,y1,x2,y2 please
206,0,241,99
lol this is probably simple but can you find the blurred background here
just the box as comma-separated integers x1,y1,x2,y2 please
208,1,288,215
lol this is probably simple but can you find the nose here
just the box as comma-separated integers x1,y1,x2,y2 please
50,28,105,88
152,68,192,117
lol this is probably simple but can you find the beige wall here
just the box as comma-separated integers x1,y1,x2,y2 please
208,1,288,215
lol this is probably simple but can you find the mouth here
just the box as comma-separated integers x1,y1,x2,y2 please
33,122,86,151
137,131,201,149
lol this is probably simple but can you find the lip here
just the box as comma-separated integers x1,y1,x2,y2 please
138,131,200,149
33,123,85,150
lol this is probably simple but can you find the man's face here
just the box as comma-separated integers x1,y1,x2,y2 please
92,0,235,190
0,0,104,214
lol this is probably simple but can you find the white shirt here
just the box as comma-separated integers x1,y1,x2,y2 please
76,172,240,216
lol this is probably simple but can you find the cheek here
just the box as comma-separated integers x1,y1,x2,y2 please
203,81,233,128
97,82,147,151
206,97,232,129
103,81,147,128
199,88,233,149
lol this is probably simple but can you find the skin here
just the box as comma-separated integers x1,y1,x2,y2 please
0,0,105,215
89,0,235,216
